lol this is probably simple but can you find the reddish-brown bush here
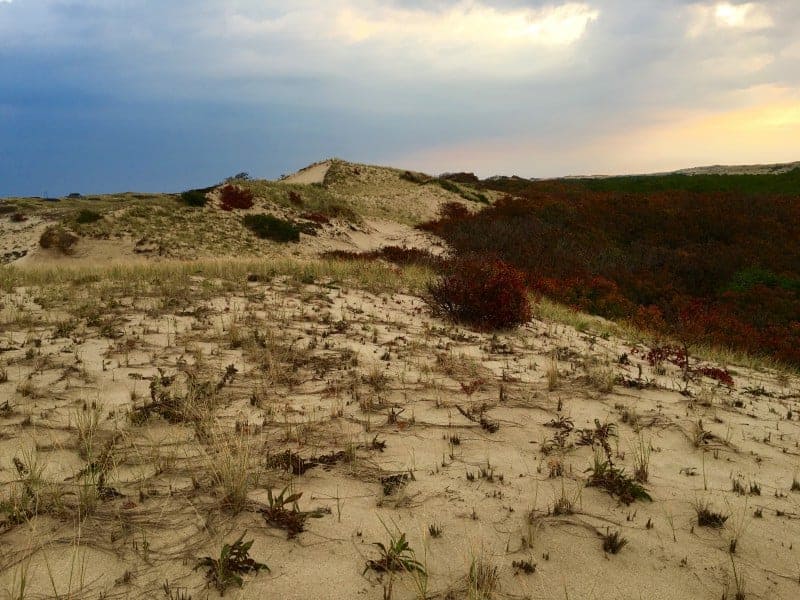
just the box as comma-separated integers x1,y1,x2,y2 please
219,184,254,211
10,212,27,223
427,256,531,330
301,212,330,224
695,366,734,387
418,178,800,367
288,191,303,207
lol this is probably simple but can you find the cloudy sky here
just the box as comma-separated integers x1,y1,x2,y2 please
1,1,799,195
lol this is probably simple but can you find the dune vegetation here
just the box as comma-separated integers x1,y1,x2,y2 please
1,160,799,600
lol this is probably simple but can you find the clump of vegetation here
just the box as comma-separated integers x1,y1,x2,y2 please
1,453,46,525
10,212,27,223
399,170,432,184
694,500,729,528
260,486,315,539
431,178,489,204
586,455,652,504
323,246,442,269
195,533,268,596
512,559,536,575
602,529,628,554
243,214,300,243
631,433,651,483
180,187,214,207
427,255,531,330
301,211,330,224
364,531,426,575
582,421,651,504
219,184,255,211
75,209,102,224
225,171,251,183
39,225,78,254
468,557,500,598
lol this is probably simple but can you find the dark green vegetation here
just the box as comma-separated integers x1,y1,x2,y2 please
243,214,301,243
74,209,102,224
420,169,800,366
180,187,214,207
364,530,426,575
573,167,800,195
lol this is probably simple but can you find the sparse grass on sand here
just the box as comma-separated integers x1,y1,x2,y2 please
0,257,434,296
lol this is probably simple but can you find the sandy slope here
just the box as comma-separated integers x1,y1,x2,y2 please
281,160,333,184
0,263,799,599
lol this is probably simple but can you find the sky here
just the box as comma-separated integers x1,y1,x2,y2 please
1,0,799,196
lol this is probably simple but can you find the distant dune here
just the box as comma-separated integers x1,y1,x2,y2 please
548,160,800,180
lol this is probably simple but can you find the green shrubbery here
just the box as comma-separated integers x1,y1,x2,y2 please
243,214,300,243
75,209,102,224
180,187,214,207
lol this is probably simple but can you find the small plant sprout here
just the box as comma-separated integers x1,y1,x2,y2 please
631,433,651,483
602,529,628,554
261,485,325,539
428,522,443,538
694,499,729,528
364,528,426,576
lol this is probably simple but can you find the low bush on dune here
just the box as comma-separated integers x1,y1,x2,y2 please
431,179,490,204
75,209,102,224
399,170,432,184
180,187,214,207
243,214,300,243
220,184,255,211
301,211,331,225
427,255,531,330
39,225,79,254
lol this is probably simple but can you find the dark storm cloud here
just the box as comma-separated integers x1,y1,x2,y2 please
1,1,798,194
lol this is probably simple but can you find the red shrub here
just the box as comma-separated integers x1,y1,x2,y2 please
288,191,303,207
427,256,531,330
219,184,254,211
695,366,734,387
418,202,470,234
646,345,687,369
